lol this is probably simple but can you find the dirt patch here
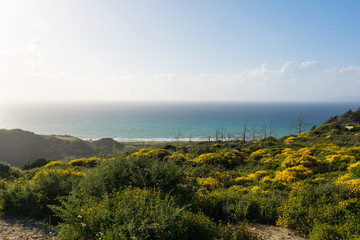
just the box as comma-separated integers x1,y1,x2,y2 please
0,215,309,240
0,216,56,240
247,223,308,240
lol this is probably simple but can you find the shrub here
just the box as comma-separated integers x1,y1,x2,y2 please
277,182,355,234
348,161,360,177
190,150,244,169
0,162,22,180
194,188,287,224
281,148,322,172
324,154,355,171
250,149,269,160
68,157,101,168
52,188,251,240
72,154,185,200
0,167,84,218
128,148,170,160
190,153,223,165
309,223,343,240
275,165,313,182
44,160,64,168
22,158,52,170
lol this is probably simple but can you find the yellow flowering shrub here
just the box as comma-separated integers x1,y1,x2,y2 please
338,179,360,197
336,173,352,183
260,176,274,184
44,160,64,168
338,198,358,211
222,149,245,165
325,154,355,164
128,148,170,160
284,136,297,144
247,170,267,180
68,157,101,167
275,165,313,182
196,177,220,190
336,174,360,197
348,162,360,171
196,172,225,190
251,186,268,194
233,171,267,185
33,168,85,180
166,152,188,162
250,149,269,160
234,176,250,184
281,148,321,172
191,150,245,167
298,132,310,138
312,177,326,183
325,154,355,170
228,185,248,192
190,153,223,164
277,148,294,158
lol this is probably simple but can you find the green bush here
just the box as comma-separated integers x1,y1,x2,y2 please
194,188,287,224
72,154,186,200
0,167,83,218
277,182,357,234
52,188,253,240
309,223,343,240
22,158,52,170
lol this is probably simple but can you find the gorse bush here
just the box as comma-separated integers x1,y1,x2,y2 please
68,157,101,167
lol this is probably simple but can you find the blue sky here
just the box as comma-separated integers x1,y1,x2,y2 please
0,0,360,102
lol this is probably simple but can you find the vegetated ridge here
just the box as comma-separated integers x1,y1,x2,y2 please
0,108,359,239
0,129,124,167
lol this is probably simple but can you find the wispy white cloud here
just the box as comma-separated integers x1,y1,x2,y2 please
186,62,360,101
1,42,359,102
154,73,175,85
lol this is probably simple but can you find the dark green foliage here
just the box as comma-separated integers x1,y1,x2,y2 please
309,223,343,240
22,158,51,170
73,155,186,200
0,162,23,179
0,167,83,219
194,189,287,225
278,182,357,234
350,164,360,178
52,188,251,240
0,162,11,178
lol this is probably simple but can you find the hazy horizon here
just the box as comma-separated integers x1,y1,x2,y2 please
1,1,360,103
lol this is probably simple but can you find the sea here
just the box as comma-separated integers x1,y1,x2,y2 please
0,101,359,142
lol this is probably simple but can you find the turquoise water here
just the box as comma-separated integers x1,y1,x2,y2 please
0,101,359,141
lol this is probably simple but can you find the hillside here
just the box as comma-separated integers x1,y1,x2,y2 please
0,129,124,167
0,108,359,239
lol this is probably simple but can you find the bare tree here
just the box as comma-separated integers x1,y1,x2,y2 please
298,113,306,134
242,120,248,142
289,117,295,135
261,124,267,139
175,128,182,147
